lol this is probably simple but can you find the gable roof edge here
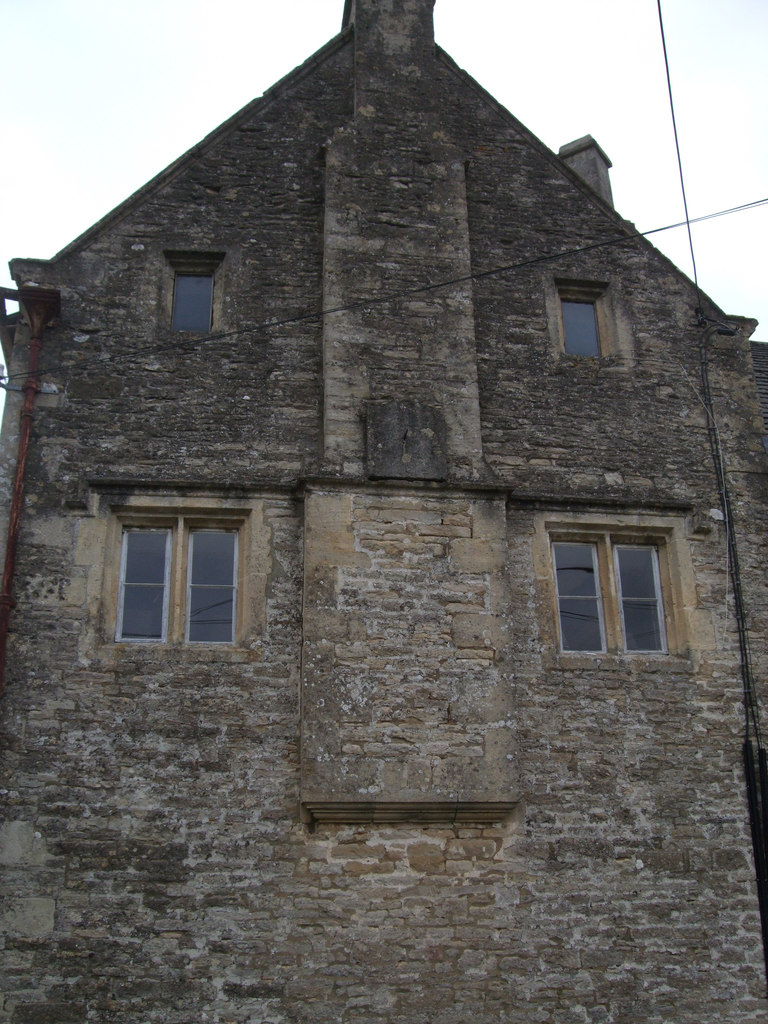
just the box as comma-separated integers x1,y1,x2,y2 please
435,47,620,221
43,27,353,265
434,47,750,329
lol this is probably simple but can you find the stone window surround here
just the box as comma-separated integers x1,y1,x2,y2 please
545,276,633,363
164,250,226,333
532,511,696,658
95,495,266,649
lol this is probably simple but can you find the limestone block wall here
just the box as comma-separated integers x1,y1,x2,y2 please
1,3,767,1021
321,131,484,478
1,486,765,1022
301,488,515,817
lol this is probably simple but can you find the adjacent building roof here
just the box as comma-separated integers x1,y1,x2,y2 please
751,341,768,431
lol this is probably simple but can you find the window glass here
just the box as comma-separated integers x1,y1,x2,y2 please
172,274,213,332
553,542,605,651
187,531,237,643
118,530,169,640
562,300,599,356
615,546,665,652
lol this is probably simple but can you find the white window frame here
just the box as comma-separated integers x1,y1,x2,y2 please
116,528,171,643
552,541,606,652
185,529,239,644
115,517,243,645
549,532,671,655
614,544,667,654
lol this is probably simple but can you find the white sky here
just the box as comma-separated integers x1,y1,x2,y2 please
1,0,766,348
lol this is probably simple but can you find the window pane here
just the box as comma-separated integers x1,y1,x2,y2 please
554,543,598,596
616,547,656,598
123,530,168,584
188,530,236,643
622,602,663,651
172,274,213,332
119,530,169,641
562,300,599,356
553,543,605,651
558,597,604,651
121,585,166,640
188,588,235,643
190,531,236,586
616,546,665,652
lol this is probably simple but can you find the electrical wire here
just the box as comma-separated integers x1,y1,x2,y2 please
657,0,702,314
655,7,768,982
655,0,768,971
698,321,768,988
1,195,766,389
653,1,764,744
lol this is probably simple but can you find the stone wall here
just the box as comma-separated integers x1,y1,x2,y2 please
1,492,763,1022
1,1,767,1021
301,488,514,816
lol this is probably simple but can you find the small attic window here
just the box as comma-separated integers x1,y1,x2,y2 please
172,275,213,332
165,251,225,333
555,279,610,358
561,300,599,356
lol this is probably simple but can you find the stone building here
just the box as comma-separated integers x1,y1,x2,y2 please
2,1,768,1021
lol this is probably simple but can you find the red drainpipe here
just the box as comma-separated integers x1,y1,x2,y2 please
0,286,60,697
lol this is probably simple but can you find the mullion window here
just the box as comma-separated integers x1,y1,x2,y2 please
116,523,239,644
552,535,669,655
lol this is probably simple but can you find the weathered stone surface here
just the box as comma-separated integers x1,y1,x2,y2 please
1,897,55,939
0,821,50,866
301,489,516,812
0,0,766,1021
366,399,447,480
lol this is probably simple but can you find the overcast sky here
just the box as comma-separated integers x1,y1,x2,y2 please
1,0,766,351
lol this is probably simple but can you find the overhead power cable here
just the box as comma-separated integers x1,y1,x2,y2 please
1,195,766,389
698,318,768,989
657,0,768,984
657,0,702,313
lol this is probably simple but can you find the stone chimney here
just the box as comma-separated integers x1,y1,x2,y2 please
559,135,614,207
343,0,436,57
343,0,437,116
322,0,486,481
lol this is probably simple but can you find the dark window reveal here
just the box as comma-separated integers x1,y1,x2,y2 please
172,274,213,332
562,300,599,356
